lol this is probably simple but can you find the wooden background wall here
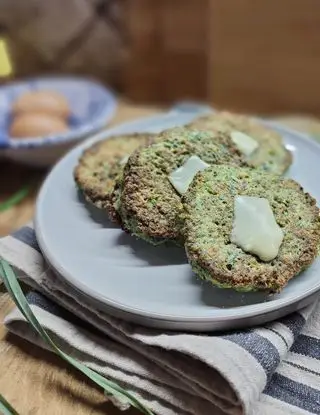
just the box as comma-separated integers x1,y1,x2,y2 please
124,0,320,116
124,0,209,103
3,0,320,115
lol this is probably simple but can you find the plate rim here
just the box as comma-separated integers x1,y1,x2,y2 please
35,114,320,324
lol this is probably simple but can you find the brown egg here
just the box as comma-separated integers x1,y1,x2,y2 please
12,90,70,119
10,113,69,138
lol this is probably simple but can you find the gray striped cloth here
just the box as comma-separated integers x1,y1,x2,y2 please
1,224,320,415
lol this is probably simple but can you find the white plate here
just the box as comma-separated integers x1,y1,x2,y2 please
35,113,320,331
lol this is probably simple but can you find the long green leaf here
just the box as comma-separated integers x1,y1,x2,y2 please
0,187,30,212
0,393,19,415
0,259,153,415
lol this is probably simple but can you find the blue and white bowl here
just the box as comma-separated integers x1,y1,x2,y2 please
0,76,117,167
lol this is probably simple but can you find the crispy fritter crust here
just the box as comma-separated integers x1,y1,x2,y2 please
115,127,247,243
184,165,320,292
74,133,153,223
189,112,292,174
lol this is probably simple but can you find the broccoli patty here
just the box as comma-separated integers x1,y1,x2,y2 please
183,165,320,292
74,133,153,222
189,112,292,175
114,127,247,244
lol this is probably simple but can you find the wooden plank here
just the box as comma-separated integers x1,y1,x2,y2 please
124,0,209,103
208,0,320,115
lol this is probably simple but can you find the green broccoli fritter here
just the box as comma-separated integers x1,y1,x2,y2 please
113,127,247,244
74,133,153,223
183,165,320,292
189,112,292,174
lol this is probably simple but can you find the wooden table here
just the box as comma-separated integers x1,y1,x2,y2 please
1,102,320,414
0,101,162,415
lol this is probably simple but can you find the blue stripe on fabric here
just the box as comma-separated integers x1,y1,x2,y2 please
290,334,320,360
26,291,99,335
278,312,306,339
264,373,320,414
26,291,64,318
12,226,40,252
223,331,280,381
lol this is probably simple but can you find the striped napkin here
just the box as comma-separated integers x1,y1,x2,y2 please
1,224,320,415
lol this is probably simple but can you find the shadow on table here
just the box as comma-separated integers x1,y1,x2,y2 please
4,333,139,414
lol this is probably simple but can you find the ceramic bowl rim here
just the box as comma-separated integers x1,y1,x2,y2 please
1,75,117,149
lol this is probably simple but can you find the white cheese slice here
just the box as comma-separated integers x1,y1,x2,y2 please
169,155,210,195
120,155,129,165
231,196,284,262
231,131,259,156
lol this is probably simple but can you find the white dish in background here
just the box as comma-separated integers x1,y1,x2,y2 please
0,76,117,167
35,112,320,331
